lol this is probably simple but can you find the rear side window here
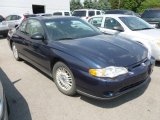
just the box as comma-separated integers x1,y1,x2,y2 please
64,12,70,16
72,11,86,17
53,12,63,16
88,11,95,17
141,10,160,18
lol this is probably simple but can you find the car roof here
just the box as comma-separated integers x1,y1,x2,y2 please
73,9,101,11
92,14,135,18
28,16,78,22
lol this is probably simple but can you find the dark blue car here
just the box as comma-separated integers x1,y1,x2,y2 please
7,16,155,100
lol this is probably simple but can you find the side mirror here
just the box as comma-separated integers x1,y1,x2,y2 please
93,20,98,24
113,26,124,32
15,24,18,28
31,33,44,40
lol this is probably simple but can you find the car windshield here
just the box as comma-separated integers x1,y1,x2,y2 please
141,10,160,18
72,11,86,17
45,18,101,41
119,17,153,31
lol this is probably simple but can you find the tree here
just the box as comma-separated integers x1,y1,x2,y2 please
138,0,160,12
109,0,145,12
70,0,83,11
84,0,94,9
92,0,111,10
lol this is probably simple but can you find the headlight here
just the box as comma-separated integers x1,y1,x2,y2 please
89,66,128,78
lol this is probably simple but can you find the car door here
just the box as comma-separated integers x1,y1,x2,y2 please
22,19,51,72
100,17,124,35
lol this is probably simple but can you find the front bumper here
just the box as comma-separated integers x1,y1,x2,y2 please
74,58,155,100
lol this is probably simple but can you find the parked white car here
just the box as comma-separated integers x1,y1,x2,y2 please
88,14,160,61
53,11,71,16
72,9,103,20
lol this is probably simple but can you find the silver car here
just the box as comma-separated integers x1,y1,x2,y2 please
3,15,24,29
0,15,9,37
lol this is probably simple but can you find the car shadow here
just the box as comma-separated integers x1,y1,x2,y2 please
0,68,32,120
80,78,150,108
0,35,6,39
23,61,81,98
156,61,160,67
23,61,53,81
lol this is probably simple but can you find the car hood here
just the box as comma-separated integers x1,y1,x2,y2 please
132,29,160,41
50,35,148,68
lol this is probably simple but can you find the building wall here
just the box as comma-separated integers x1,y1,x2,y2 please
0,0,70,16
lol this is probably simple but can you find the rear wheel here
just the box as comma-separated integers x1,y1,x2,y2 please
53,62,76,96
12,43,21,61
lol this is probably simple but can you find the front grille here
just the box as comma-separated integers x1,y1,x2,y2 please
128,58,148,70
119,80,145,92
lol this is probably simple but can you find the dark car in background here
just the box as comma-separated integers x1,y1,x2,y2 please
8,16,154,100
0,15,9,37
141,9,160,28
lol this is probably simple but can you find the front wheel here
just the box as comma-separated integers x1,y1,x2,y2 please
12,43,21,61
53,62,76,96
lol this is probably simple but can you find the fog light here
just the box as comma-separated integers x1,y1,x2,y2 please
104,92,114,97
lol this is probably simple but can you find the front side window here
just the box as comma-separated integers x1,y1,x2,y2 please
11,15,18,20
19,20,27,33
26,20,44,36
17,15,21,20
104,17,122,30
120,17,153,31
6,16,12,21
45,18,101,40
89,17,103,27
88,11,95,17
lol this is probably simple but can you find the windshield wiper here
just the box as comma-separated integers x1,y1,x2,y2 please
133,28,153,31
57,37,74,40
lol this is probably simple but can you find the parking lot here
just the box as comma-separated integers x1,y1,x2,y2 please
0,37,160,120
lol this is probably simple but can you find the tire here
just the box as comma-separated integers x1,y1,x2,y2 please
53,62,76,96
12,43,21,61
